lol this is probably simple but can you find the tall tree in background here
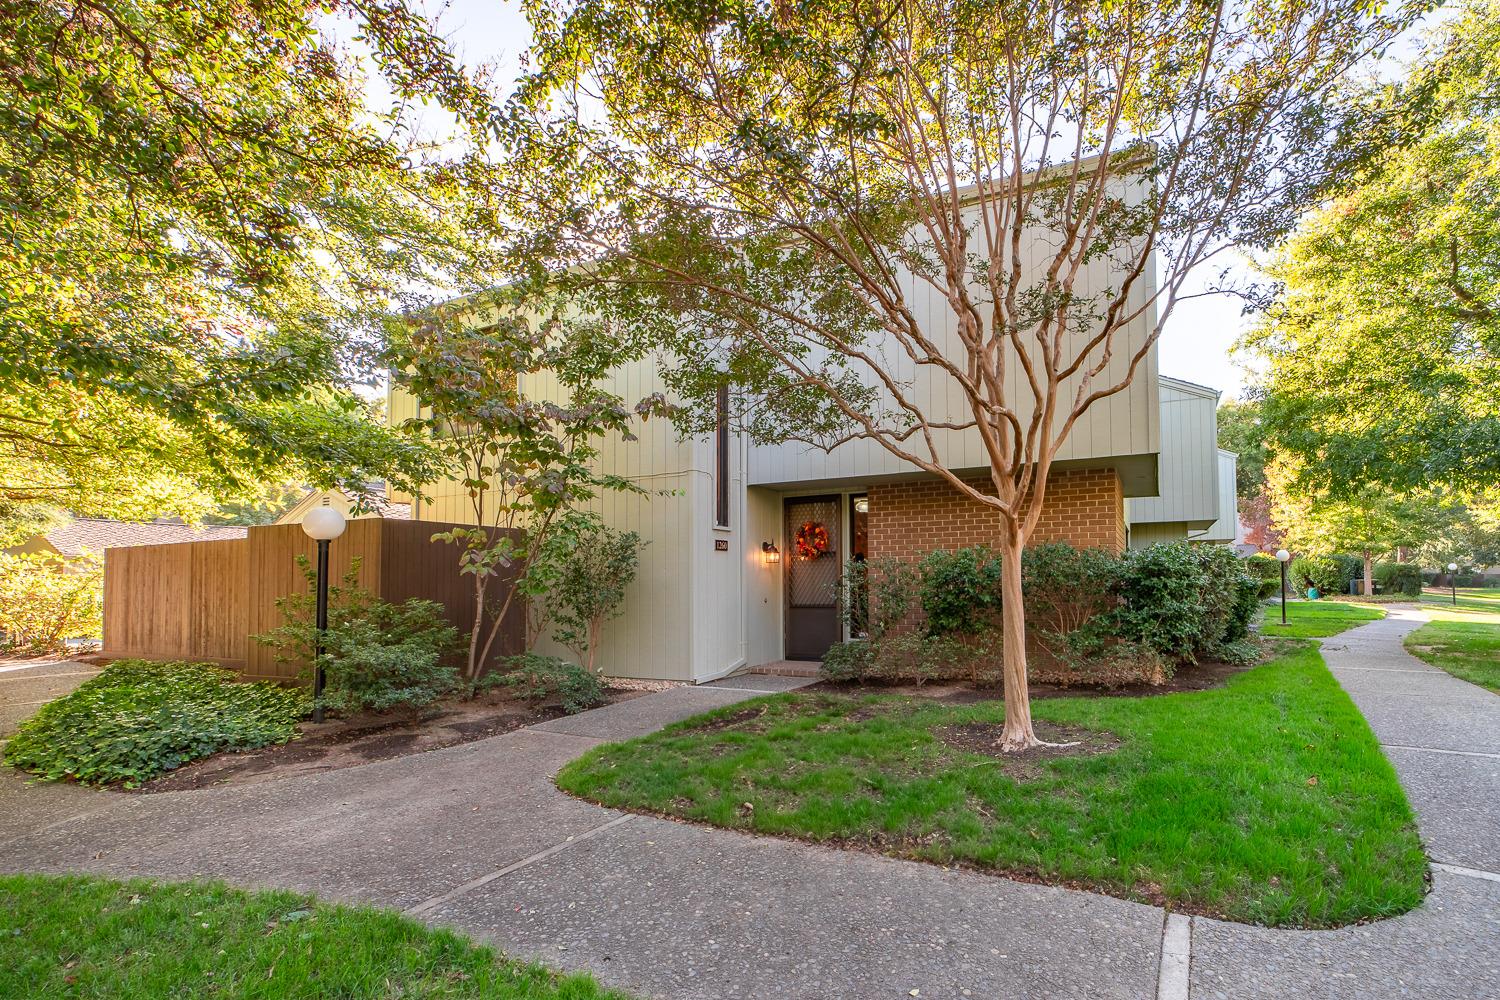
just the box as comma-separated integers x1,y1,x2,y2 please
0,0,489,526
1248,0,1500,499
495,0,1418,749
1216,397,1280,550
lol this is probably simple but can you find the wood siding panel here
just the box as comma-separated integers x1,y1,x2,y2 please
1126,378,1220,528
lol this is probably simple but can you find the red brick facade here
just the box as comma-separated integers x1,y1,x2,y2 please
866,467,1126,559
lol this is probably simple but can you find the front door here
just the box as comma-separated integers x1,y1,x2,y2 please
785,495,842,660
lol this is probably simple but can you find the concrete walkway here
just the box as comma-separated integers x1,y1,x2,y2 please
2,613,1497,998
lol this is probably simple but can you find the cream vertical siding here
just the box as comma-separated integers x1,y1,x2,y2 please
1128,521,1190,549
1199,450,1240,544
743,487,785,667
748,203,1160,490
1125,377,1220,531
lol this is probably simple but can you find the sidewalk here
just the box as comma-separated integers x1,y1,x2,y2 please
1,616,1496,999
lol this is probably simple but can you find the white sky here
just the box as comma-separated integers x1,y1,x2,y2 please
363,1,1447,403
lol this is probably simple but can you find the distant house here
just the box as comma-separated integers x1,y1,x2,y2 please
5,518,248,564
274,485,412,527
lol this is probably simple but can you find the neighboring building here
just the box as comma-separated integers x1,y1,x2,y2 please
275,485,412,526
5,518,247,562
1123,378,1238,549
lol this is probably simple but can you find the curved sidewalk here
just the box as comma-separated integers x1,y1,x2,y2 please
2,614,1497,999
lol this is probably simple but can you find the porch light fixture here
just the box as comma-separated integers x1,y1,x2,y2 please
761,541,781,565
301,507,347,722
1275,548,1291,626
1448,562,1459,605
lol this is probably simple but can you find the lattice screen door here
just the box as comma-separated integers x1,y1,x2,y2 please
784,496,841,659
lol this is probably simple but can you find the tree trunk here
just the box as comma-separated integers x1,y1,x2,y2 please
996,527,1039,751
1363,550,1373,598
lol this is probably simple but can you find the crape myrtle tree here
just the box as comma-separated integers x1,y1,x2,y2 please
0,0,490,525
490,0,1422,749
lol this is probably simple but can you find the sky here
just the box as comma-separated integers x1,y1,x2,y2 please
361,1,1448,403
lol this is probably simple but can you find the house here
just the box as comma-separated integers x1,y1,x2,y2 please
1124,378,1239,549
274,485,412,526
5,517,248,564
389,174,1240,683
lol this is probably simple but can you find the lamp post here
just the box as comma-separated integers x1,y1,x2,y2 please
301,507,347,723
1448,562,1459,606
1276,549,1292,625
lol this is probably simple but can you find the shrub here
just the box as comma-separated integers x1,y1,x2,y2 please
0,552,102,654
919,547,1002,635
495,653,606,714
841,557,921,639
1109,544,1211,661
820,638,874,681
255,556,459,714
1243,553,1283,599
1291,553,1361,595
1373,562,1423,597
1020,543,1118,659
3,660,306,787
1197,545,1261,649
544,519,642,675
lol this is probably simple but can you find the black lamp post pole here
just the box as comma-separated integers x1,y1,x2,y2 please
313,537,330,724
1280,561,1288,626
1453,575,1458,607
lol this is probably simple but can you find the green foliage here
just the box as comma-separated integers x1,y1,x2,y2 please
3,660,306,787
840,557,921,641
387,308,661,681
0,1,469,522
1246,2,1500,499
1291,554,1362,595
0,874,635,999
1020,543,1122,659
254,556,459,715
495,654,606,715
1373,562,1423,598
919,548,1002,636
1217,399,1272,497
819,639,875,682
0,552,101,653
1108,544,1210,662
544,516,642,675
1244,552,1284,599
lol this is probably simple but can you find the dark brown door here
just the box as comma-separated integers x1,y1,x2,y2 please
785,495,841,660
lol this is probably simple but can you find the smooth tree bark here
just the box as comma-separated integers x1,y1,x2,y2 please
491,0,1421,750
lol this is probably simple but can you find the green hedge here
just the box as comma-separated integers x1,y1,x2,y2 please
832,541,1260,685
3,660,307,787
1374,561,1423,597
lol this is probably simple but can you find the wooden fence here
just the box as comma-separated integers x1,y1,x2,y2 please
103,519,522,682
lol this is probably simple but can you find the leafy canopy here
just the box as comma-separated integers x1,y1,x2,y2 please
0,0,487,523
1247,0,1500,497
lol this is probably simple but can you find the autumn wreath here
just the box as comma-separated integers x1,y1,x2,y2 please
795,520,831,559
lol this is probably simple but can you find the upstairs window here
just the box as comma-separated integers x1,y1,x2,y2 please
715,383,730,528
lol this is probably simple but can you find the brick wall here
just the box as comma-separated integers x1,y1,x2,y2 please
866,467,1126,559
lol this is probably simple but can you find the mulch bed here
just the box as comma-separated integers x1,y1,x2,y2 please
933,721,1121,779
801,655,1253,703
133,686,644,794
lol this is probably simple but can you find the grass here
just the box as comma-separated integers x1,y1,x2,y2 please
1406,591,1500,693
1256,599,1385,639
557,643,1426,928
0,874,631,1000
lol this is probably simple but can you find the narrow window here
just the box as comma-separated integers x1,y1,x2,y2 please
715,382,730,528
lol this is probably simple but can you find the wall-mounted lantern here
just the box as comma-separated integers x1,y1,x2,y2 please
761,541,781,566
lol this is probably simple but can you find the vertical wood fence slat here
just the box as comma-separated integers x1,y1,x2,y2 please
101,520,518,683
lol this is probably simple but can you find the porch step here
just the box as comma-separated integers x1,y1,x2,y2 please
748,660,822,678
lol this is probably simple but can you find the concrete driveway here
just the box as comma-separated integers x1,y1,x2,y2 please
1,613,1496,999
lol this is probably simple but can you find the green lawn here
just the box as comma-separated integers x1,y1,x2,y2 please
1257,599,1385,639
558,644,1424,928
1407,594,1500,693
0,875,631,1000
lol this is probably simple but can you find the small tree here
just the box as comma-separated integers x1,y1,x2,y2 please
1268,454,1448,595
0,552,101,654
546,517,643,676
497,0,1418,749
387,301,661,682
